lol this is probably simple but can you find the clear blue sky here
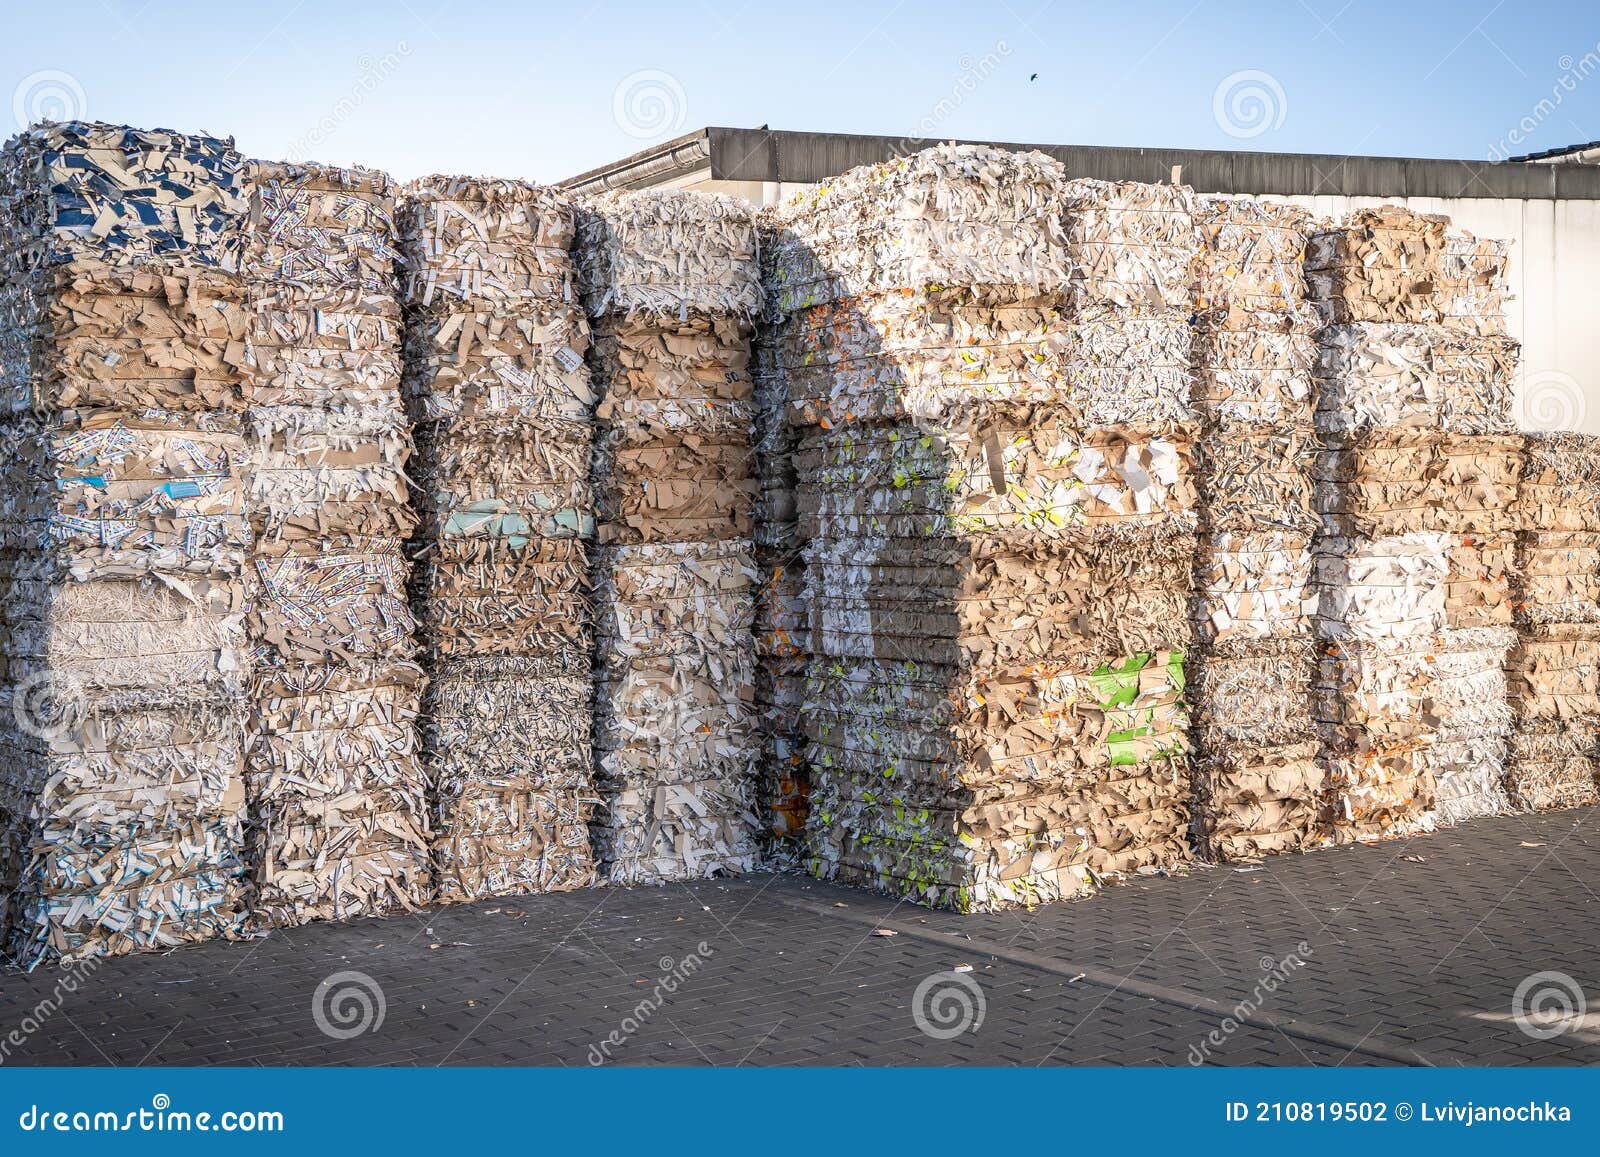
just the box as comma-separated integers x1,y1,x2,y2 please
3,0,1596,182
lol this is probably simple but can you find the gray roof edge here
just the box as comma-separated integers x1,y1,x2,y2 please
567,126,1600,200
560,128,713,193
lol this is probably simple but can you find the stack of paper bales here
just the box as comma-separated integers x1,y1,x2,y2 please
579,190,762,883
1305,207,1522,838
400,176,598,902
1509,434,1600,810
243,161,431,925
1188,197,1324,859
767,147,1199,911
0,122,254,965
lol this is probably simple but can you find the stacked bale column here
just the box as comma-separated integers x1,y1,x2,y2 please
398,177,599,903
1424,231,1522,824
1509,434,1600,810
1187,198,1324,859
0,123,254,965
768,147,1198,912
1304,207,1521,839
578,191,762,884
242,162,431,926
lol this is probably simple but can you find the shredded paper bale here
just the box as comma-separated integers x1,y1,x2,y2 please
579,189,763,883
0,121,253,966
400,175,599,902
1304,206,1446,327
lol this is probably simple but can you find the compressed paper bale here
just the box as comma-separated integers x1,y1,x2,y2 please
242,161,398,292
1519,433,1600,533
3,574,248,693
1192,196,1314,323
1191,320,1316,427
425,655,597,902
1311,430,1522,537
1425,735,1511,826
247,406,417,541
1062,178,1197,313
1313,635,1439,753
403,296,592,424
1314,532,1451,644
592,540,757,657
1324,744,1436,838
1439,230,1512,337
412,418,593,544
0,686,248,966
755,549,808,658
578,189,761,323
1192,740,1326,860
775,291,1193,430
1193,421,1318,534
1193,531,1314,647
249,287,403,413
0,409,251,580
1516,532,1600,625
1304,206,1447,326
1189,637,1316,748
590,775,760,884
1442,531,1515,629
1430,626,1516,744
1505,722,1600,812
1507,624,1600,723
804,652,1190,799
1434,333,1518,435
764,145,1074,312
248,537,416,668
245,660,431,926
1312,322,1442,435
398,176,578,306
796,418,1197,545
412,537,589,661
0,263,252,413
0,122,248,272
805,525,1193,669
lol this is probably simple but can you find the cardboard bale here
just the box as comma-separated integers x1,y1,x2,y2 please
1192,197,1315,324
1439,231,1511,338
1304,207,1447,326
1312,430,1521,537
398,177,576,306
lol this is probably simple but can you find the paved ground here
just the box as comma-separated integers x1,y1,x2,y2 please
3,806,1599,1066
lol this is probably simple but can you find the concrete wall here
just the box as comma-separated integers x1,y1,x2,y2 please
693,177,1599,434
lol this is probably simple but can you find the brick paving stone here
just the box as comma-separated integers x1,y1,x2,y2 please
2,808,1597,1065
